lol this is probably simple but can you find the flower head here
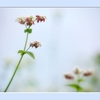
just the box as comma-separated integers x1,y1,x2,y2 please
83,69,94,77
25,16,35,26
16,15,46,26
30,41,42,48
64,73,74,80
36,15,46,23
74,66,82,74
17,17,26,24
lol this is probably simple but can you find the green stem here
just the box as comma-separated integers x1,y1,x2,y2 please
4,55,23,92
24,33,29,51
26,46,30,51
4,32,29,92
76,74,80,92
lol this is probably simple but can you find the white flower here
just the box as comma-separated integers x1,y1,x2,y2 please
30,41,42,48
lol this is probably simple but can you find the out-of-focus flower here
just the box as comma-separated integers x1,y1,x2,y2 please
30,41,42,48
83,69,94,77
74,66,83,74
3,55,17,67
64,73,74,80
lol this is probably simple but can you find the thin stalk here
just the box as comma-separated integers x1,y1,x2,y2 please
4,55,23,92
4,32,29,92
76,74,80,92
26,46,30,51
24,33,29,51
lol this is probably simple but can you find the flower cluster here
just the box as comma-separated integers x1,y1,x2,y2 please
64,67,93,80
30,41,42,48
16,15,46,26
64,66,94,92
36,15,46,23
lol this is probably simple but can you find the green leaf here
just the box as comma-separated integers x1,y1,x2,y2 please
28,28,32,34
77,78,84,83
24,28,32,34
24,29,28,33
18,50,35,59
18,50,25,55
67,84,83,92
25,51,35,59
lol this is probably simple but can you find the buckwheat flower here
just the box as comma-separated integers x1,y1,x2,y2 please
30,41,42,48
25,16,35,26
26,20,34,26
83,69,93,77
64,73,74,80
16,17,26,24
25,17,30,22
74,66,82,74
16,16,34,26
29,16,34,19
36,15,46,23
16,15,46,26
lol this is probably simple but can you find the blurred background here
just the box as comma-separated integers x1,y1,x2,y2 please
0,8,100,92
